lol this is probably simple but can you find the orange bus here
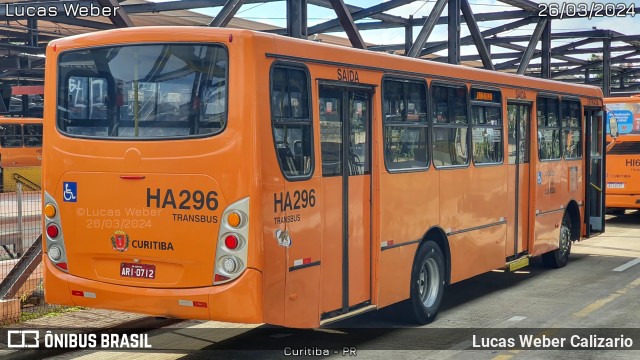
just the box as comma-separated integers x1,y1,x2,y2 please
604,96,640,214
0,118,43,168
42,28,606,328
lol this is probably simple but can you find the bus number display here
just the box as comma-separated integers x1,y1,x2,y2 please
146,188,219,210
274,189,316,212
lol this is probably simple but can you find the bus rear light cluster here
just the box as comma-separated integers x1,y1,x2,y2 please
214,197,249,285
44,191,69,272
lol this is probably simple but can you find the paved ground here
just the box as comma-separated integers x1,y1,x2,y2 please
3,212,640,359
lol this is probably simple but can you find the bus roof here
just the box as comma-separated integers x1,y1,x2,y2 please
605,96,640,103
48,27,603,100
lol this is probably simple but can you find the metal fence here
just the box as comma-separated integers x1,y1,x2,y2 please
0,166,54,324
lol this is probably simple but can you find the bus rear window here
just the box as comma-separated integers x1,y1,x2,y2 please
57,44,228,139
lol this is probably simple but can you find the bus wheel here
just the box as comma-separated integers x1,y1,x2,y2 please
409,241,445,324
542,215,572,269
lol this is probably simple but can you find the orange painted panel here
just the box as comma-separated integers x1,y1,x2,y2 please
320,176,343,313
376,244,418,308
439,167,508,283
377,171,437,307
45,258,264,323
517,164,531,254
449,224,507,283
532,211,563,256
283,179,322,327
347,175,371,307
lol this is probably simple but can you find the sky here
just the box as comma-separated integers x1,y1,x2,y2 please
151,0,639,61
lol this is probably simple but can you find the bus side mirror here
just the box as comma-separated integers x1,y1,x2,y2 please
609,117,619,138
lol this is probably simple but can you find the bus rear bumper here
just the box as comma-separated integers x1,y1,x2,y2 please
44,258,263,324
607,194,640,210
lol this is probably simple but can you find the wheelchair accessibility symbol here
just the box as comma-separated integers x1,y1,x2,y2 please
63,182,77,202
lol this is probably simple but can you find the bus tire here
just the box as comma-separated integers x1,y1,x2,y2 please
542,215,572,269
408,241,445,324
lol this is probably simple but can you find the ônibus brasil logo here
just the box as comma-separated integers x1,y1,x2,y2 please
111,230,129,252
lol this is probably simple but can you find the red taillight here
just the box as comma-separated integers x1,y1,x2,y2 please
193,301,208,308
214,274,229,282
225,234,239,250
71,290,83,296
55,262,68,270
47,224,59,238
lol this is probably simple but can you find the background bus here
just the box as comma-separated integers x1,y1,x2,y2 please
604,96,640,214
0,86,44,191
42,28,605,328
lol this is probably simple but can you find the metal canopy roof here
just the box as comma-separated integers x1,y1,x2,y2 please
0,0,638,96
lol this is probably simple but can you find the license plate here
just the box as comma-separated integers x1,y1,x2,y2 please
607,182,625,189
120,263,155,279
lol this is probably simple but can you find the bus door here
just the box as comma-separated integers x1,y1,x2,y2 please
585,108,605,234
318,83,372,318
507,102,531,259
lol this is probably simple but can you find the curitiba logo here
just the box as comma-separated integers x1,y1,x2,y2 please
111,230,130,252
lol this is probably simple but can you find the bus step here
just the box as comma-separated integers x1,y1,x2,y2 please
319,304,377,326
506,256,529,272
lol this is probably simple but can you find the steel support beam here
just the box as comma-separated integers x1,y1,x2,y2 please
0,43,45,55
49,17,115,30
309,0,407,25
27,18,38,47
448,0,461,64
408,0,454,57
328,0,365,48
460,0,493,70
421,16,537,55
603,37,612,97
498,42,588,66
541,19,551,78
308,0,414,35
357,10,531,31
483,30,608,44
286,0,307,38
0,59,45,79
493,45,637,70
516,17,547,74
585,68,640,85
584,68,590,84
405,15,413,55
210,0,244,27
552,50,640,78
497,0,540,13
96,0,134,27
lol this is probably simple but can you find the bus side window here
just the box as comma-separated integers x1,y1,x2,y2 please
431,84,469,167
382,78,428,171
23,124,43,147
471,88,503,165
561,99,582,159
270,65,313,179
0,124,23,148
537,96,561,160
